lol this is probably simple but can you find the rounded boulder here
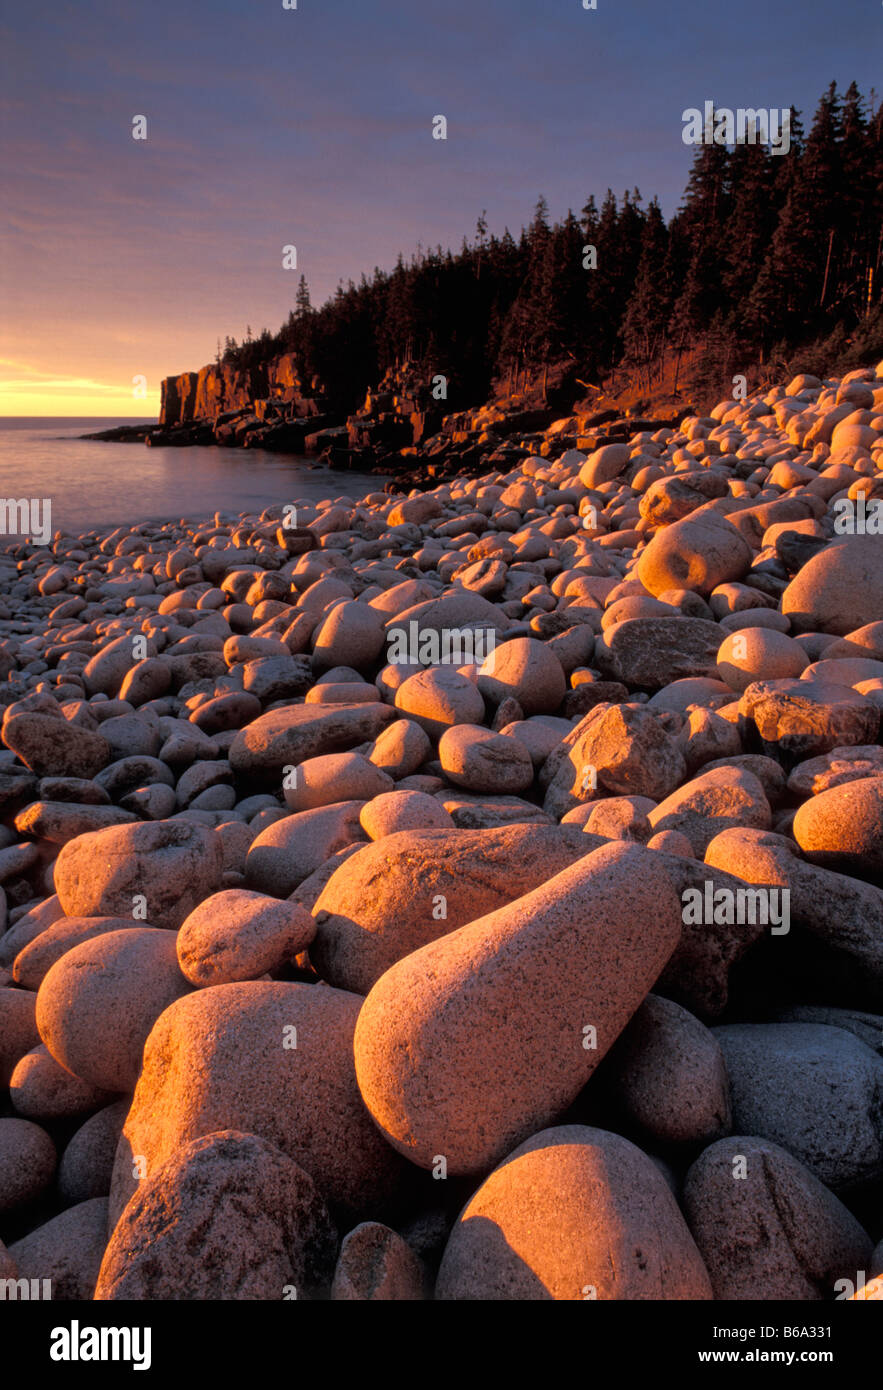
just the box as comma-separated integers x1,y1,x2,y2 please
435,1126,712,1300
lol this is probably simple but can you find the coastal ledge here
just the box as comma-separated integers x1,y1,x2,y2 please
83,352,694,486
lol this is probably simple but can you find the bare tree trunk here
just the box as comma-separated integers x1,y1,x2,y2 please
673,343,683,396
819,230,835,308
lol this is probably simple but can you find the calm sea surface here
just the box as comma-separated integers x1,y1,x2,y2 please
0,418,389,537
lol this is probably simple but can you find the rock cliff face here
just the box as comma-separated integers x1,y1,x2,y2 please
159,354,327,427
150,352,687,479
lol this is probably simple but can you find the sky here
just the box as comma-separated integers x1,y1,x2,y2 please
0,0,879,416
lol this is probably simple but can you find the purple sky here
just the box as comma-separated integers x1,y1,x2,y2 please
0,0,879,414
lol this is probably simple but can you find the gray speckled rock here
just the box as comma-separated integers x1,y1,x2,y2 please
2,712,110,779
606,994,731,1144
331,1221,427,1300
358,789,454,839
97,1131,337,1301
13,916,156,991
311,823,597,994
10,1043,117,1119
108,981,403,1226
793,776,883,879
603,616,725,690
781,535,883,635
58,1100,130,1205
738,677,879,763
245,801,368,896
648,765,771,856
704,826,883,990
0,1116,56,1213
476,637,566,715
9,1197,109,1301
176,889,315,986
0,985,40,1086
281,751,392,813
229,702,396,786
684,1136,873,1299
0,1238,16,1280
543,704,686,819
713,1023,883,1188
438,724,534,794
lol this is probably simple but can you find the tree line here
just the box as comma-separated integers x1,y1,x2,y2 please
220,80,882,411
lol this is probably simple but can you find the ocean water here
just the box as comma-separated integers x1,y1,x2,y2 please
0,418,389,538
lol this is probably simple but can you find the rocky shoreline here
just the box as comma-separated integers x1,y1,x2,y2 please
3,361,883,1300
83,355,692,491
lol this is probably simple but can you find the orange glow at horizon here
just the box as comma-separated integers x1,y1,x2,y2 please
0,361,161,418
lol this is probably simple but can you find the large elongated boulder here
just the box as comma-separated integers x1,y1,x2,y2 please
108,981,403,1226
311,823,599,994
353,841,682,1175
435,1126,712,1300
